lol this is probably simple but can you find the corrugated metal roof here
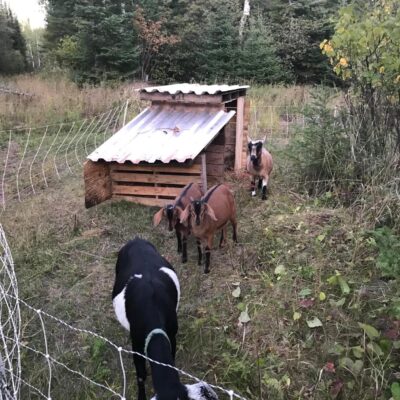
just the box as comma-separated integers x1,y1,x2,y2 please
140,83,249,96
88,106,236,164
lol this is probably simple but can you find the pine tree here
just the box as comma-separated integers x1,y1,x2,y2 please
0,2,28,74
50,0,139,83
238,14,289,83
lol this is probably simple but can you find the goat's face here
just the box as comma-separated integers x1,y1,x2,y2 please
149,382,218,400
248,137,265,167
153,205,182,231
185,382,219,399
180,201,217,227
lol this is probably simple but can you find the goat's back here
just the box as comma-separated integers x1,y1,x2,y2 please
205,184,236,222
112,238,179,330
175,182,203,209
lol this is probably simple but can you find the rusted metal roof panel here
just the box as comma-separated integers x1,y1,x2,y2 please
88,106,236,164
140,83,249,96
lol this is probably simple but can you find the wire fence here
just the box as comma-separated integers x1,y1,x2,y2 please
0,102,308,213
0,101,132,211
0,224,247,400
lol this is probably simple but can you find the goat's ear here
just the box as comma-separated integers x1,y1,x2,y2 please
153,208,164,227
205,204,218,221
180,204,191,225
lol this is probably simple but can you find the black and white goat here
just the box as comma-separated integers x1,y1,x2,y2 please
112,238,218,400
246,137,273,200
153,183,203,263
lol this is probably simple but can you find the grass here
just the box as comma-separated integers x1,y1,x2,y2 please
0,73,144,131
1,80,399,400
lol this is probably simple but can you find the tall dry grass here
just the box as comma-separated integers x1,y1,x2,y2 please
0,73,143,130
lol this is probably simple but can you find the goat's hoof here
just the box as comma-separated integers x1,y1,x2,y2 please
204,268,210,274
181,257,188,264
262,196,267,200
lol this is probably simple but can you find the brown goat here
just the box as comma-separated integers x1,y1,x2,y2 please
153,182,203,263
247,137,273,200
180,184,237,273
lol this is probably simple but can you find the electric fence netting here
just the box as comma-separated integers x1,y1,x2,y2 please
0,223,247,400
0,103,309,213
0,103,324,400
0,100,130,211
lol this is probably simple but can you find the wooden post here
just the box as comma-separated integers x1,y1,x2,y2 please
201,153,207,192
122,99,130,126
235,96,245,171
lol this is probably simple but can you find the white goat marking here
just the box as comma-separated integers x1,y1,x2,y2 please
251,191,256,197
160,267,180,311
134,274,142,279
113,285,130,331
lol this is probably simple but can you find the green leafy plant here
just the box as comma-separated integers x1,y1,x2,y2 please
369,227,400,278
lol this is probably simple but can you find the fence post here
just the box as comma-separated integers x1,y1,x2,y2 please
122,99,130,126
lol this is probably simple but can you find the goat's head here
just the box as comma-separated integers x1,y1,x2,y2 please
180,200,217,227
248,136,265,167
153,205,183,231
150,382,218,400
185,382,219,399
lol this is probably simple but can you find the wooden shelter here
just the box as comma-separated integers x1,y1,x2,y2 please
84,83,250,208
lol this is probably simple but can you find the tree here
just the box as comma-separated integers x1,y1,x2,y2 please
134,5,180,81
321,0,400,98
43,0,77,52
50,0,139,83
268,0,340,83
199,0,241,82
0,1,28,74
22,24,45,70
238,14,288,83
321,0,400,152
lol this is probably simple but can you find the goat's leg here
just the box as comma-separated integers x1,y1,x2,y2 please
170,335,177,362
219,227,227,248
261,176,269,200
258,177,262,189
231,218,238,243
250,177,256,197
197,239,202,266
181,234,188,263
176,229,182,253
204,236,213,274
133,353,147,400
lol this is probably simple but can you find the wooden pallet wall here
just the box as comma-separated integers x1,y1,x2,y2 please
110,162,202,207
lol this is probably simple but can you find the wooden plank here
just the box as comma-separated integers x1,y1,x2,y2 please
235,96,245,171
139,92,223,104
110,162,201,174
207,164,225,177
201,153,207,192
203,152,224,164
111,172,200,185
112,184,183,197
84,160,112,208
151,102,224,112
242,98,250,169
112,195,172,207
205,144,225,154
